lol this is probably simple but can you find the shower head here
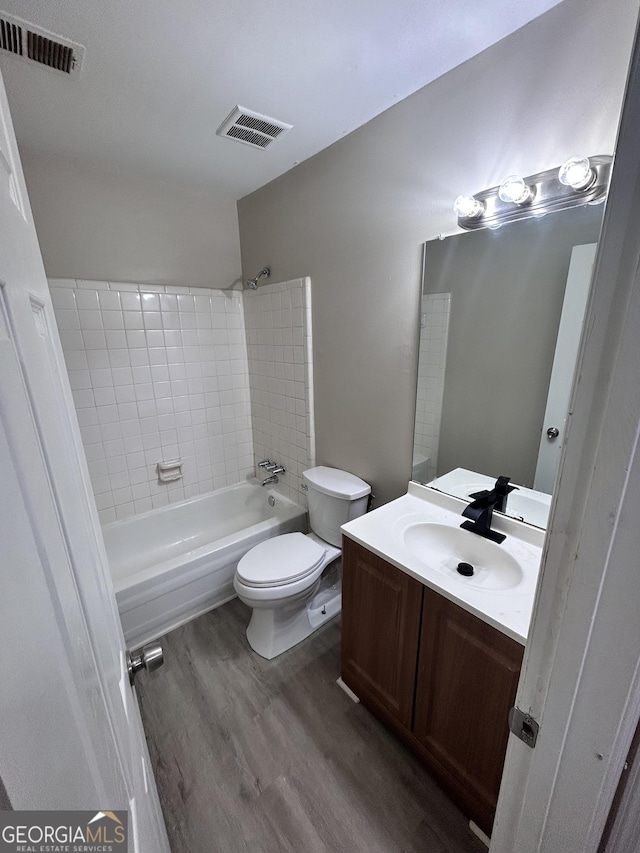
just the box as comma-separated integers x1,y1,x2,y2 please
246,267,270,290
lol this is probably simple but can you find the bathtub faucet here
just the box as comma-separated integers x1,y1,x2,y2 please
262,466,285,486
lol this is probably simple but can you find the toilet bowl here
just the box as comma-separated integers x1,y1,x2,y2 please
234,466,371,659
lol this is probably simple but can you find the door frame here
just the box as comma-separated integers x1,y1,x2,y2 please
492,12,640,852
533,242,596,493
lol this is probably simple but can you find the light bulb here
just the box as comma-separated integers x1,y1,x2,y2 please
453,194,484,219
498,175,533,205
558,156,595,190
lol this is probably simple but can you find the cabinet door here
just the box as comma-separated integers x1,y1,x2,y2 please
413,588,523,833
341,538,423,729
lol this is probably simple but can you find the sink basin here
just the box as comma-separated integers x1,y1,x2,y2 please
402,522,524,591
502,493,550,527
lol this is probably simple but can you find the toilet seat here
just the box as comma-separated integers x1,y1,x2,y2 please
236,533,326,588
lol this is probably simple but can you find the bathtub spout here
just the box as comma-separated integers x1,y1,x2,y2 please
262,474,279,486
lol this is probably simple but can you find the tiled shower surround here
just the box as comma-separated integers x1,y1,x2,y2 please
50,279,253,523
244,278,315,505
413,293,451,482
50,277,314,523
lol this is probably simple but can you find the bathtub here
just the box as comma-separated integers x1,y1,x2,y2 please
103,482,307,647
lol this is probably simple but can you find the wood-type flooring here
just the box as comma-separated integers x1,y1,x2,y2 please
137,598,486,853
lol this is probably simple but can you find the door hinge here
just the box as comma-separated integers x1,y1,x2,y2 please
509,706,539,748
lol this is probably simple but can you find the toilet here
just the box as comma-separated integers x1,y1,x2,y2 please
233,466,371,659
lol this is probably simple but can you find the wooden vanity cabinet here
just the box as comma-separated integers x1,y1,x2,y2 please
341,536,423,729
414,588,523,833
341,537,524,836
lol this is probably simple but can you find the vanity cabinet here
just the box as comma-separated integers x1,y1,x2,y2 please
341,536,423,729
341,537,523,835
413,588,523,832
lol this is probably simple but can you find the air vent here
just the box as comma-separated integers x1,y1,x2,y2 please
217,106,292,150
0,12,84,77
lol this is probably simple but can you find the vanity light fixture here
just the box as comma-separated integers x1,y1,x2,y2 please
498,175,534,205
455,155,612,231
558,156,596,191
453,193,484,219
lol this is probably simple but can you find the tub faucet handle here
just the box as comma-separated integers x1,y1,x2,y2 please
258,459,272,468
270,466,285,475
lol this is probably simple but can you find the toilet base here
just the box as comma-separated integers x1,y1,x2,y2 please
246,569,342,660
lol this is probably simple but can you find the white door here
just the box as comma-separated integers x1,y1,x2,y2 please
0,71,169,852
533,242,597,493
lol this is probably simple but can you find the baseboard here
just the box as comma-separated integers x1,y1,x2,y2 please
470,820,491,848
336,676,360,703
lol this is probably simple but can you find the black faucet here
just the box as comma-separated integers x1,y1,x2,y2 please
460,476,515,544
493,475,518,513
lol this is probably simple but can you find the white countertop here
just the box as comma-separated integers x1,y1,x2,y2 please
341,482,546,645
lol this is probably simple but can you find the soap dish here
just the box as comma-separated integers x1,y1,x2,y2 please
157,459,183,483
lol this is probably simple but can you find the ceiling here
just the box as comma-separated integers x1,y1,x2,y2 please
0,0,563,201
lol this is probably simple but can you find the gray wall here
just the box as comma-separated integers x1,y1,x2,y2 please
0,775,11,810
21,148,241,289
424,204,604,486
237,0,638,505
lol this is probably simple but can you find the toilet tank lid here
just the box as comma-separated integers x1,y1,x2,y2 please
302,466,371,500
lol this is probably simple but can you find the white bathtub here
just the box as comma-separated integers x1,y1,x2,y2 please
103,482,307,647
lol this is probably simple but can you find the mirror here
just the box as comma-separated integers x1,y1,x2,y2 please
412,202,604,527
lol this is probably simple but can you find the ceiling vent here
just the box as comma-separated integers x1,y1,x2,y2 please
0,12,85,77
217,106,292,150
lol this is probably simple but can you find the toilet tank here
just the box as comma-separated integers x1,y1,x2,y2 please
302,466,371,547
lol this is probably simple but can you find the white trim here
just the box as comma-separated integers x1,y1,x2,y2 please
470,821,491,848
336,676,361,703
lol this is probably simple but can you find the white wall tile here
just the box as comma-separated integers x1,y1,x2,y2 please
115,386,136,404
125,330,146,348
109,350,130,369
56,276,316,519
243,277,315,506
51,278,255,520
103,311,124,330
75,291,100,310
413,293,451,482
87,350,111,369
48,278,76,289
94,387,116,406
77,279,109,291
105,330,127,349
55,309,81,331
123,311,143,330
